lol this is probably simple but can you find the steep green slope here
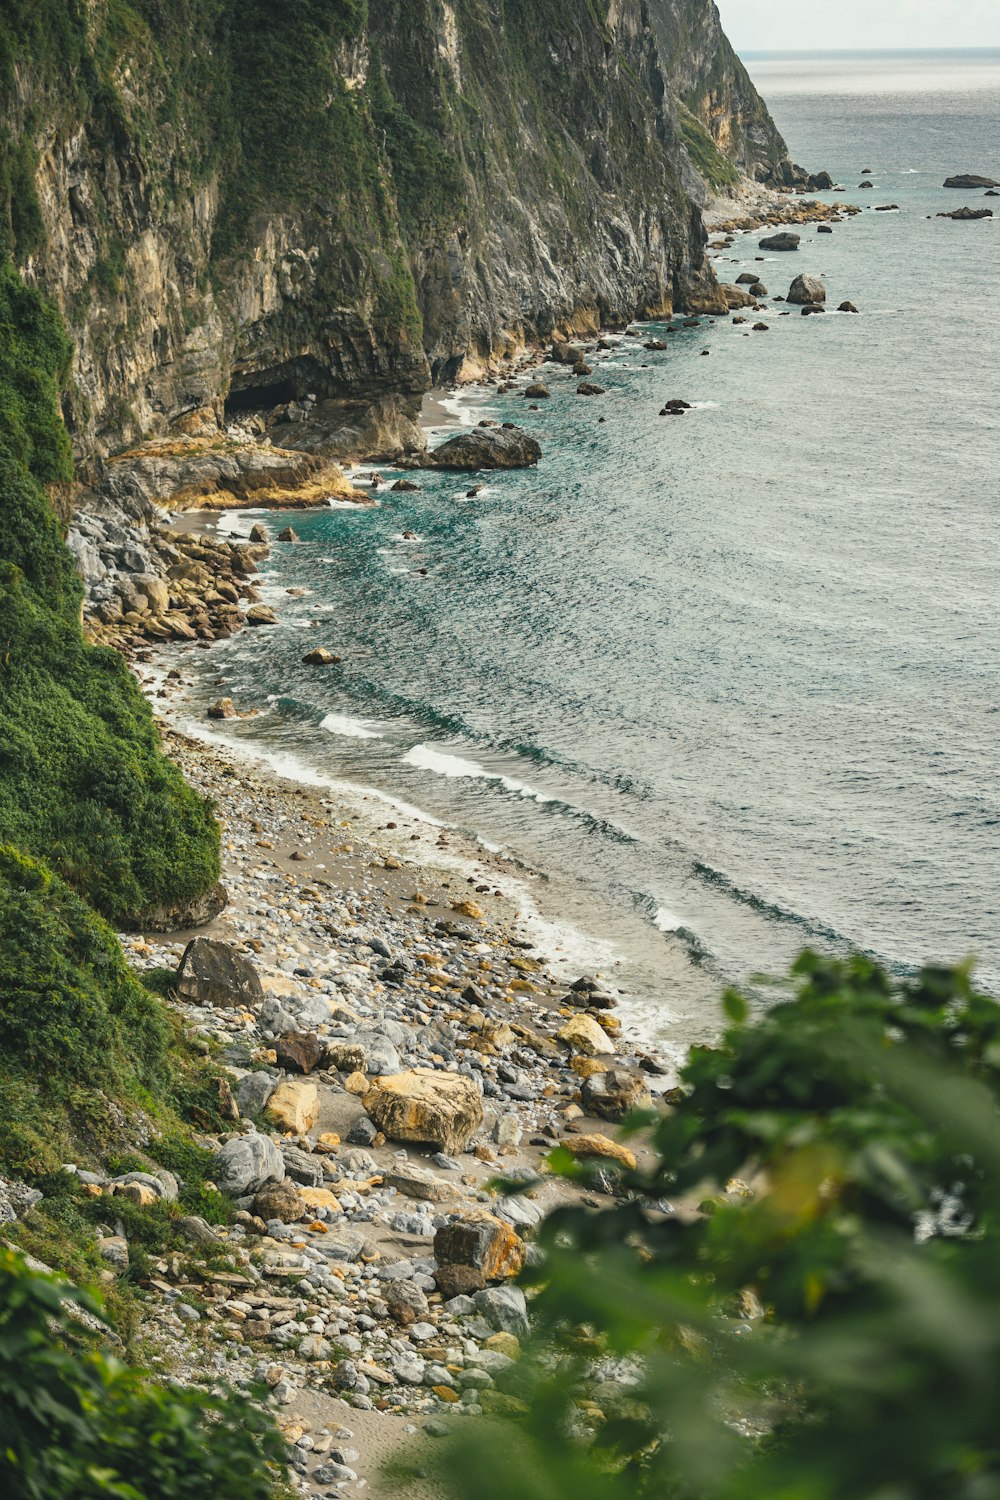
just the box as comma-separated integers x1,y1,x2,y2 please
0,262,219,921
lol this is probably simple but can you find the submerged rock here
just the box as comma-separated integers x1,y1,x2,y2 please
943,174,999,188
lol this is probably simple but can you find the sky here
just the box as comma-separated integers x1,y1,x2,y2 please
717,1,1000,52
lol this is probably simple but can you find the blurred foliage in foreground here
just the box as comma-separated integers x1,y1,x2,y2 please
429,952,1000,1500
0,1246,286,1499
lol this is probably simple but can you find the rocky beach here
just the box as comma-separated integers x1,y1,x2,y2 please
75,718,662,1496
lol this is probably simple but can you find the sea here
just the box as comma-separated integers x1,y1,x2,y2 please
161,50,1000,1052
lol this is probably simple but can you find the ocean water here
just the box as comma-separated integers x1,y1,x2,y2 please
166,51,1000,1046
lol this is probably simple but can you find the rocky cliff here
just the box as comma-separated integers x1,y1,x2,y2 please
0,0,788,470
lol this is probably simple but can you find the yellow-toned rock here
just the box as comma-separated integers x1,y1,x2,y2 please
570,1054,608,1078
299,1187,342,1214
451,898,484,921
115,1182,158,1207
562,1133,637,1172
265,1079,319,1134
363,1068,484,1153
558,1013,615,1056
344,1071,369,1095
433,1212,526,1280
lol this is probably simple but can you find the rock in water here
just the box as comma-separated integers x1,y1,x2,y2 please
424,427,541,471
208,697,239,719
937,206,993,221
943,174,999,188
245,604,277,625
302,647,340,665
787,274,827,306
213,1131,285,1195
759,231,800,251
175,937,264,1008
363,1069,484,1153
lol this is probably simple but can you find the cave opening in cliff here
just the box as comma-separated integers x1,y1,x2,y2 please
224,378,298,417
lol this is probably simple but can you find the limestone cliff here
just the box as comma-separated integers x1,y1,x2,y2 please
0,1,789,468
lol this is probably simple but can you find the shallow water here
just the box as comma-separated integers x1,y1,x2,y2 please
166,51,1000,1046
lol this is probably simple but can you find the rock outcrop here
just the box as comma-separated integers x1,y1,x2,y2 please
1,1,789,471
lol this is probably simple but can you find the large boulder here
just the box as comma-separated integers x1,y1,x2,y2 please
943,174,998,188
558,1013,615,1056
787,274,827,306
581,1068,653,1123
266,1080,319,1135
273,1033,325,1074
759,231,800,251
175,937,263,1009
474,1285,529,1340
363,1069,484,1153
425,426,541,472
213,1131,285,1196
721,284,756,309
434,1214,525,1280
562,1133,638,1171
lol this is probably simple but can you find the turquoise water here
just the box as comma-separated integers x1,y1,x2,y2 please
170,51,1000,1042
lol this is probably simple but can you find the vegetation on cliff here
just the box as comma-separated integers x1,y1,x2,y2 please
0,261,220,923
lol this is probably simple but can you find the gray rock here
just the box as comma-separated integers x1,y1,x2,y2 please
175,938,263,1009
213,1131,285,1196
474,1285,530,1340
235,1070,278,1118
425,426,541,472
759,231,800,251
787,273,827,306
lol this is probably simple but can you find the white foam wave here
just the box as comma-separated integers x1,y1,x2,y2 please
653,906,685,933
403,744,552,803
320,712,382,740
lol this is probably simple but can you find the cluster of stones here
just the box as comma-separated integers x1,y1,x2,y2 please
50,733,670,1492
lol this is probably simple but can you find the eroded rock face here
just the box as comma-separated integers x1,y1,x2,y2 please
363,1069,484,1153
175,937,263,1008
131,881,228,934
423,427,542,472
787,274,827,306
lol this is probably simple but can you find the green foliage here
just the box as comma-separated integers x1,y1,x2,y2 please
423,954,1000,1500
0,1247,286,1499
678,110,739,189
368,53,465,235
0,262,220,922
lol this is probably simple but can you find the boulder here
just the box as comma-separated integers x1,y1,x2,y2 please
937,206,993,221
758,232,800,251
817,224,834,233
838,301,860,313
266,1080,319,1134
235,1070,278,1118
807,170,834,190
382,1163,460,1203
302,647,340,665
425,427,541,471
277,526,299,542
721,284,755,309
551,341,584,365
253,1179,305,1222
787,274,827,306
523,383,549,399
273,1034,325,1075
576,382,605,396
249,523,269,542
213,1131,285,1195
474,1285,529,1340
208,697,239,719
175,937,263,1009
558,1013,614,1056
363,1068,484,1153
563,1133,637,1171
581,1068,653,1123
735,272,759,285
434,1213,525,1280
435,1264,486,1299
943,174,999,188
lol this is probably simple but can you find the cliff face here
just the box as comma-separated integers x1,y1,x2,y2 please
0,0,788,467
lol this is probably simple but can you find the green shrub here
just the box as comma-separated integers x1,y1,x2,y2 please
0,1246,285,1498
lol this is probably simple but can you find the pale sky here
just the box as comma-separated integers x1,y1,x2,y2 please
718,1,1000,52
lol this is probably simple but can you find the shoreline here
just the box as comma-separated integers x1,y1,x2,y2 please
114,720,667,1496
